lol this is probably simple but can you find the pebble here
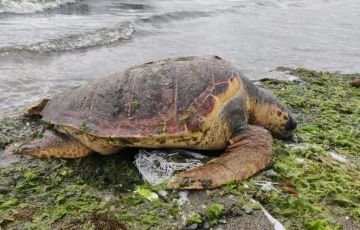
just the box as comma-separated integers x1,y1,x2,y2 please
157,208,168,216
230,205,242,216
157,190,167,197
265,169,278,178
295,158,305,164
218,218,226,224
202,221,211,229
222,207,231,216
215,227,225,230
3,128,11,133
245,207,253,215
185,223,198,230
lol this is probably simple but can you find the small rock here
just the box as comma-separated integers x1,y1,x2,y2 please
245,207,253,215
157,190,167,197
218,218,226,224
295,158,305,164
215,227,225,230
265,169,277,178
202,221,211,229
3,128,11,133
185,223,198,230
230,206,242,216
157,208,168,216
222,207,231,216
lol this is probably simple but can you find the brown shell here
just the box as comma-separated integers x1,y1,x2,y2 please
350,79,360,88
41,56,242,137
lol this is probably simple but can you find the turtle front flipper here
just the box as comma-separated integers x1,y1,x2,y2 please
168,126,272,189
6,130,93,158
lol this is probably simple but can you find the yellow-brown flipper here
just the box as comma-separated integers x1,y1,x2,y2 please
168,126,272,189
6,130,93,158
25,98,50,115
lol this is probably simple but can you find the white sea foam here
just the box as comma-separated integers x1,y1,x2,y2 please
3,21,135,52
0,0,77,14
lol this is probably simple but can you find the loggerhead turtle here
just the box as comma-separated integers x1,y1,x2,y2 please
7,55,297,189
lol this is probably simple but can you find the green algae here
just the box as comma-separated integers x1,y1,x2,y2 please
261,67,360,229
189,63,196,73
178,115,188,124
0,199,19,210
136,187,159,201
174,57,189,61
79,122,90,132
141,213,160,227
186,213,202,224
25,171,38,181
0,153,145,229
306,219,340,230
131,100,141,113
156,127,165,134
205,203,224,224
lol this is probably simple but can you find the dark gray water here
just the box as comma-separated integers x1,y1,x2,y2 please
1,0,360,116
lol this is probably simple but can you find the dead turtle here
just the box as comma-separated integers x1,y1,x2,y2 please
7,55,297,189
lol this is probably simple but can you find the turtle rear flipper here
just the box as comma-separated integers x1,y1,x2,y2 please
168,126,272,189
6,130,93,158
26,98,50,115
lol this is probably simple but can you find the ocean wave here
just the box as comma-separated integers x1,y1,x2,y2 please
111,2,155,11
137,10,212,24
0,21,135,52
0,0,77,14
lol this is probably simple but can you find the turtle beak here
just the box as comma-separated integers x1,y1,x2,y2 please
285,117,297,131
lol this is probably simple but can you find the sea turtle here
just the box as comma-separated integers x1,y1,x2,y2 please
6,55,297,189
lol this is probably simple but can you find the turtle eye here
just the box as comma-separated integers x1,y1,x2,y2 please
285,117,297,131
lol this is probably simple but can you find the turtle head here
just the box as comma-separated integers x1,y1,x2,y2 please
249,89,297,139
264,103,297,139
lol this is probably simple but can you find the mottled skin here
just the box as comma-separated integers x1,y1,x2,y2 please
7,55,297,189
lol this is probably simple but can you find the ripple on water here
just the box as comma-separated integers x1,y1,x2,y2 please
0,0,360,116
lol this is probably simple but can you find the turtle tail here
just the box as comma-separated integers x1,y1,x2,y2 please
26,98,51,116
